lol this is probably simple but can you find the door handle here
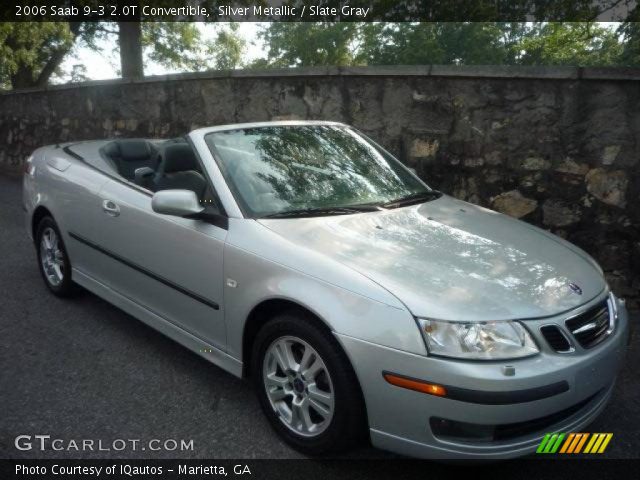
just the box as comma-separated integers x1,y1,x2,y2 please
102,199,120,217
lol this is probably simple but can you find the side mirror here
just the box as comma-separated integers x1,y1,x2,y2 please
151,190,204,217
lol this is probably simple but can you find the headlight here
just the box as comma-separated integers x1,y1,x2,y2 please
416,318,539,360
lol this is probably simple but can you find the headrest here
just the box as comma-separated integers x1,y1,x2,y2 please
102,141,120,158
163,143,198,173
116,139,154,161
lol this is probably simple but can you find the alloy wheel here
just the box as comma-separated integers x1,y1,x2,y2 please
262,335,335,437
40,227,64,286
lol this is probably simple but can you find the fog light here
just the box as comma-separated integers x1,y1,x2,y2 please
430,417,495,441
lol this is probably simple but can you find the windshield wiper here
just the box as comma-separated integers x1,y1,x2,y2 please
381,190,442,209
261,205,379,219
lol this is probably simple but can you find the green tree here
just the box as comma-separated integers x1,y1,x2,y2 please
618,5,640,66
618,22,640,65
258,23,361,67
144,22,246,72
117,0,254,78
516,23,623,66
0,21,247,89
209,22,246,70
257,21,627,68
0,22,97,89
356,23,514,65
144,23,211,72
68,64,89,83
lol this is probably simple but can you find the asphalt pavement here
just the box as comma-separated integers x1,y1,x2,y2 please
0,174,638,460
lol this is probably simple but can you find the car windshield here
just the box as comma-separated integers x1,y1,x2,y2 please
205,124,434,218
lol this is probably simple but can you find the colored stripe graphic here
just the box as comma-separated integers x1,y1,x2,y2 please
584,434,599,453
597,434,613,453
559,433,575,453
584,433,613,453
591,434,606,453
549,433,565,453
561,433,587,453
537,433,565,453
537,434,551,453
573,433,589,453
543,434,558,453
538,433,613,454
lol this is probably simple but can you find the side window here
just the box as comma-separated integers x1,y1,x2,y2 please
100,139,160,184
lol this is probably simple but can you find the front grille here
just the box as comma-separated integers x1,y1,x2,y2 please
565,300,611,349
540,325,572,352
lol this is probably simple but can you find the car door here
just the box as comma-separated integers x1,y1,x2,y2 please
80,177,228,351
44,154,111,283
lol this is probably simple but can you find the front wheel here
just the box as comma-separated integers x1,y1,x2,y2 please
251,312,367,455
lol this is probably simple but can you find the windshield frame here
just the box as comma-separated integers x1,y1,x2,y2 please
203,122,434,219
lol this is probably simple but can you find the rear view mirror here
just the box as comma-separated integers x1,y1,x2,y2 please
151,190,204,217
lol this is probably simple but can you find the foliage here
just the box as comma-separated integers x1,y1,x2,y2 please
1,17,637,90
0,22,77,89
516,23,623,66
209,23,246,70
258,21,633,68
617,5,640,66
143,22,246,72
258,23,361,67
355,23,515,65
144,23,206,72
0,21,247,89
68,64,89,83
618,22,640,65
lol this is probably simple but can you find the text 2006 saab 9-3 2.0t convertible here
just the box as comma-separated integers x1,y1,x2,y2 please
23,121,629,459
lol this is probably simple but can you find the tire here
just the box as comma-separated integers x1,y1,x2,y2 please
35,216,79,297
251,310,367,455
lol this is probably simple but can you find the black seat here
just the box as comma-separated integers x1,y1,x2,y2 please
153,143,206,197
102,139,159,181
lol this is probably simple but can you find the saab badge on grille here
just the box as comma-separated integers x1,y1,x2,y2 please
568,282,583,295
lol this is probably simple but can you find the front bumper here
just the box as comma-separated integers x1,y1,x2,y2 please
336,293,630,460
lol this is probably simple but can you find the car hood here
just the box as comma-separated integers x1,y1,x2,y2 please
258,196,605,321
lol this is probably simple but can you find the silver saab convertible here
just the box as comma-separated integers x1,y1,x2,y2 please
23,121,629,459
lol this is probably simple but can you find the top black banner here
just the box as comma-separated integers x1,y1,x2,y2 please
4,1,639,22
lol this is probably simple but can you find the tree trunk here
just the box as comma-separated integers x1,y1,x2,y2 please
10,66,37,89
118,21,144,79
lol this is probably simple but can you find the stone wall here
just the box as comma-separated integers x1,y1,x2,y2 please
1,66,638,309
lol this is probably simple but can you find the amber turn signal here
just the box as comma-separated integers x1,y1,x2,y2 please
383,372,447,397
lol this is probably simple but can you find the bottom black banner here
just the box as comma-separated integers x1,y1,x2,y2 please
2,459,639,480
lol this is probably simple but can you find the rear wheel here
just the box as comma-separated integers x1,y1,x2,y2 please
36,216,78,297
251,311,367,455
